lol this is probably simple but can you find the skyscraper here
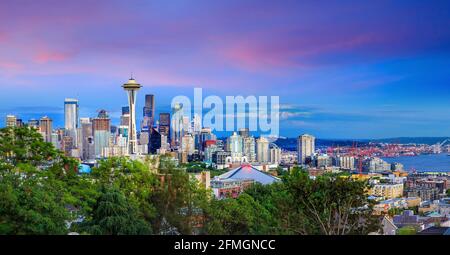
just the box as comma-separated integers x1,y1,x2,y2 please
192,114,202,133
5,115,17,127
238,128,250,138
181,134,195,156
64,98,79,146
256,137,270,163
143,94,155,129
148,127,162,154
39,116,52,143
159,112,170,141
297,134,315,165
92,110,111,158
80,117,94,161
61,136,74,157
270,146,281,164
16,119,23,127
171,103,183,146
28,119,39,129
122,106,130,115
243,136,256,162
227,132,243,159
122,77,142,155
199,127,215,151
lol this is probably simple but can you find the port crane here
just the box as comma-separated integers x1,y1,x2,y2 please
350,142,365,176
438,139,450,147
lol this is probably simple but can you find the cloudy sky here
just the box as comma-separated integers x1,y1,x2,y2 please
0,0,449,138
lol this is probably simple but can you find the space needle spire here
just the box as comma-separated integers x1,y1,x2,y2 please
122,76,142,155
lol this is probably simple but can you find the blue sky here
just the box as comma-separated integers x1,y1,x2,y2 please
0,0,449,139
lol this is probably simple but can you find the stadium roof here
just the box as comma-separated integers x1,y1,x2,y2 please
217,164,280,185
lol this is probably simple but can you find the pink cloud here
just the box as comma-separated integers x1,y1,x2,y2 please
33,50,72,64
218,31,389,73
0,60,22,70
0,32,7,42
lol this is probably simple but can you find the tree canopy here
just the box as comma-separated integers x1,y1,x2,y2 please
0,126,381,235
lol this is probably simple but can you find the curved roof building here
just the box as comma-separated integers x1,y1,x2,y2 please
216,164,280,185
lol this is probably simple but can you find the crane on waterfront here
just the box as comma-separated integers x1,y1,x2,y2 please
438,139,450,147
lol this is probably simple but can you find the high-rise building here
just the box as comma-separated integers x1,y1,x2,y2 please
212,150,232,165
315,154,332,168
120,107,131,132
51,132,59,149
139,129,150,146
204,140,218,163
119,108,130,145
243,136,256,162
16,119,23,127
6,115,17,127
297,134,315,165
80,118,94,161
122,78,142,155
171,103,183,146
149,127,162,154
256,137,270,163
336,156,355,170
238,128,250,138
227,132,243,159
64,98,79,147
192,114,202,134
92,110,111,158
181,134,195,155
61,135,74,157
270,147,281,164
39,116,52,143
159,113,170,140
142,94,155,129
28,119,39,129
182,116,191,135
122,106,130,115
199,127,216,152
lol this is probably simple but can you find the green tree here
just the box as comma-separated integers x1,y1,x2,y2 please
0,127,74,169
204,193,274,235
0,127,86,234
151,156,210,235
242,168,381,235
78,187,152,235
0,166,70,234
281,168,379,235
90,157,158,222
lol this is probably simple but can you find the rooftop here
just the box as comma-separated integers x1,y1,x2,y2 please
122,78,142,89
216,164,280,185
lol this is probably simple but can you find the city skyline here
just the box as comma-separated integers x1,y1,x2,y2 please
0,1,450,138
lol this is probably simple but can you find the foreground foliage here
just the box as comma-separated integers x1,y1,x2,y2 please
0,127,380,235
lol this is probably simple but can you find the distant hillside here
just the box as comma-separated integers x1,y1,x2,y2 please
218,136,450,151
369,137,450,145
274,138,369,151
273,137,450,151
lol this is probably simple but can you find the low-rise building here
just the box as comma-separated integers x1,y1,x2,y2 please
370,183,404,199
406,187,440,202
406,197,421,208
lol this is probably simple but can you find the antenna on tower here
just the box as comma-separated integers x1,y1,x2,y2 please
130,72,134,79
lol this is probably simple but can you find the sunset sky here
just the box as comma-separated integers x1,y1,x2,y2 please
0,0,449,138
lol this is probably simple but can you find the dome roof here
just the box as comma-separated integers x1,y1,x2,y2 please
126,78,137,84
216,164,280,185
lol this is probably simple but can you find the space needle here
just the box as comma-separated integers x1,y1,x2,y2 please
122,76,142,155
